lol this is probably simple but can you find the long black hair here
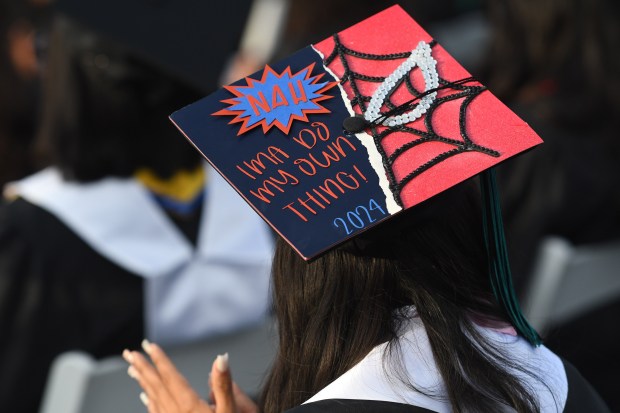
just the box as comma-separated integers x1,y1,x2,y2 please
260,181,545,413
35,16,202,182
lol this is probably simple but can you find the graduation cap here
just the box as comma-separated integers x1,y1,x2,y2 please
170,5,543,345
53,0,254,93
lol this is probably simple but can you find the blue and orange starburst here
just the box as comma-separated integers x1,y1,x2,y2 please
213,63,337,135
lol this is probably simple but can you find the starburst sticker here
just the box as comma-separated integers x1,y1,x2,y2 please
213,63,337,135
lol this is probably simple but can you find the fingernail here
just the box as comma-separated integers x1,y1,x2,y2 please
122,349,134,363
141,339,152,354
127,366,138,379
216,353,229,373
139,392,149,406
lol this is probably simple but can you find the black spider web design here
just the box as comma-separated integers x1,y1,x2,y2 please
323,34,500,208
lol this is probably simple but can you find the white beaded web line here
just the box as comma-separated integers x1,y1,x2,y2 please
364,41,439,127
323,34,500,207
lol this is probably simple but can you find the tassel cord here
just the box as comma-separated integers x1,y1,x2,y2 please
481,169,541,346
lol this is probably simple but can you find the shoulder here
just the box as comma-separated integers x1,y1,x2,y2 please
286,399,438,413
0,196,140,280
486,329,611,412
562,359,611,413
0,196,49,239
303,317,450,411
1,168,69,236
0,196,78,243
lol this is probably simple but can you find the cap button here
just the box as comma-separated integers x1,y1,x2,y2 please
342,115,369,134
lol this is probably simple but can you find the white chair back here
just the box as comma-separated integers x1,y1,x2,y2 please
523,237,620,334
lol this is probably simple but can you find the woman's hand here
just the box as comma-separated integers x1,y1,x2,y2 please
122,340,259,413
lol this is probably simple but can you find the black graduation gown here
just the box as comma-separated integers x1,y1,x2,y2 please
0,198,144,413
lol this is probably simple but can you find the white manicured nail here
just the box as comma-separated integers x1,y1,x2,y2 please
140,392,149,406
141,339,152,354
216,353,229,373
122,349,134,363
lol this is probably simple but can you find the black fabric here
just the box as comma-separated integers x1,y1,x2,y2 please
562,343,620,413
285,399,438,413
0,198,144,413
160,200,203,247
562,358,611,412
542,283,619,411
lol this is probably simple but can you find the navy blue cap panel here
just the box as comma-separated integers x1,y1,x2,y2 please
172,46,389,259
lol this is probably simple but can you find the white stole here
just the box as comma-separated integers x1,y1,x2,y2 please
7,164,274,344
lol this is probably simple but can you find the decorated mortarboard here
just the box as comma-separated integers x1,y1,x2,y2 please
53,0,253,93
171,6,543,344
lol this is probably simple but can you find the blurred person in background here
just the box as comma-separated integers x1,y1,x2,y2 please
0,1,273,412
219,0,289,85
484,0,620,287
274,0,484,61
0,0,49,190
484,0,620,409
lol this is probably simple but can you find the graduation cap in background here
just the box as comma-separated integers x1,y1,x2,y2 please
53,0,254,93
171,5,543,345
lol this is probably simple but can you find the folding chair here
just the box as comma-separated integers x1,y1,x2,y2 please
523,237,620,334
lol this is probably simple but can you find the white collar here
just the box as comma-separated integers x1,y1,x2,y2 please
304,317,568,413
305,317,450,412
6,164,272,277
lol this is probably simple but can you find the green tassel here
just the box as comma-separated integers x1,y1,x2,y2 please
480,169,541,346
